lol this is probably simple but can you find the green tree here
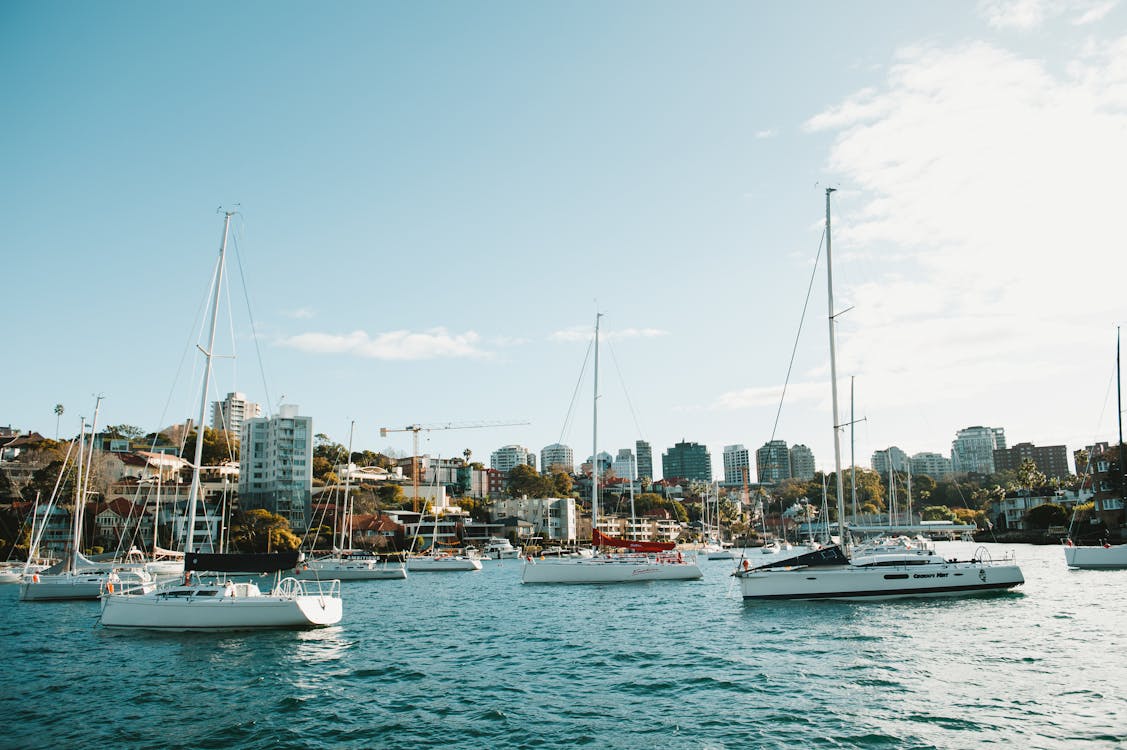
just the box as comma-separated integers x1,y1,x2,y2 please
228,509,301,552
921,505,958,522
376,484,406,507
181,427,239,466
103,424,146,441
506,464,553,498
1026,502,1068,530
550,471,573,497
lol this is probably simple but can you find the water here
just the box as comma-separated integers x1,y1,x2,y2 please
2,543,1124,749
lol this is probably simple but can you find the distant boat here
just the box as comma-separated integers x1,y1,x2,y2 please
522,313,701,584
98,211,342,630
733,189,1024,600
20,407,155,601
296,422,406,581
1064,327,1127,569
480,537,522,560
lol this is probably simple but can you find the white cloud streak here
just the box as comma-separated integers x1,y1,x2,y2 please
976,0,1119,28
550,326,669,343
278,328,486,360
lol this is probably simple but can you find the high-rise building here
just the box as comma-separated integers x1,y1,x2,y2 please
636,440,653,481
756,440,790,484
490,445,536,474
789,444,816,480
951,426,1006,474
540,443,574,474
993,442,1070,480
612,448,636,480
662,441,712,482
872,446,910,474
722,445,751,485
211,391,261,438
239,404,313,532
910,452,952,479
583,451,614,475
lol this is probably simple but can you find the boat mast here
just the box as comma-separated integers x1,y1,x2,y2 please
1118,326,1125,508
591,311,602,541
825,188,847,548
185,211,232,555
341,421,355,552
850,376,857,520
70,417,86,574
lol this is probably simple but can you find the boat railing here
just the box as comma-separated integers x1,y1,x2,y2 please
276,576,340,599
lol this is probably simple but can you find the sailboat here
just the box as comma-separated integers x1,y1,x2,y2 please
296,422,407,580
99,211,343,630
733,189,1024,600
522,313,702,584
1064,327,1127,569
20,406,156,601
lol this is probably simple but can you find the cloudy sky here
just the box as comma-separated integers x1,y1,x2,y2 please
3,0,1125,479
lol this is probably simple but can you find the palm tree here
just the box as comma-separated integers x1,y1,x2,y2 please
53,404,64,440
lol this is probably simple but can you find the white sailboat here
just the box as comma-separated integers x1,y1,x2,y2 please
99,210,343,630
296,422,407,580
1064,327,1127,569
522,313,702,584
734,189,1024,600
21,406,155,601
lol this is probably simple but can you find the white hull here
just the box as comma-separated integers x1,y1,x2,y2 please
99,579,342,630
737,560,1024,600
406,556,482,572
1064,543,1127,569
296,558,407,580
521,555,703,584
19,570,155,601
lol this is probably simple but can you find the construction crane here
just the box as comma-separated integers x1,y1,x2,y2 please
379,420,530,511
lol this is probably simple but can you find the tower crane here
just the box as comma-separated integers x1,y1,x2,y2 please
379,419,530,511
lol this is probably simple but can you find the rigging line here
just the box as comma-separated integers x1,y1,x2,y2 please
230,219,274,418
149,254,217,452
606,335,646,441
769,227,826,443
558,335,595,446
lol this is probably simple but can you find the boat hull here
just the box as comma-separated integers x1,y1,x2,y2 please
296,560,407,580
99,584,342,630
406,556,482,572
19,571,155,601
736,561,1024,601
1063,544,1127,569
521,556,703,584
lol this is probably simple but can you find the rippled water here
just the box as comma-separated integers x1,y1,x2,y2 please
2,543,1124,749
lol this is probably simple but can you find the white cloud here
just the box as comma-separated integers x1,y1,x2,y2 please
278,328,486,360
711,381,826,410
284,307,315,319
976,0,1119,28
754,129,777,139
727,32,1127,461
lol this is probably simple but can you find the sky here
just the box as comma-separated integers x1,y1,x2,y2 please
3,0,1126,480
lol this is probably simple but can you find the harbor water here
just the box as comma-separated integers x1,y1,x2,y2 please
2,542,1124,749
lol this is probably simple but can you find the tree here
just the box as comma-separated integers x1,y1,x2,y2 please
376,484,405,507
506,464,553,498
921,505,958,522
1015,458,1047,494
549,471,573,497
53,403,64,440
228,509,301,552
1025,502,1068,530
181,427,239,466
104,424,146,441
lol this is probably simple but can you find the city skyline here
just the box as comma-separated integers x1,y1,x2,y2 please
4,2,1126,479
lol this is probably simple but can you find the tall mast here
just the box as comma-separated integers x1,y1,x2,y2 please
71,417,86,573
186,211,232,554
341,421,355,552
825,188,847,548
591,311,602,537
1118,326,1125,504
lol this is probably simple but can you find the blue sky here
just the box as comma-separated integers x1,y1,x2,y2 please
4,0,1125,479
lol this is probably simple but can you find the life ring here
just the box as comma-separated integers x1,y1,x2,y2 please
1066,539,1074,547
107,582,115,594
742,560,750,571
32,573,40,583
